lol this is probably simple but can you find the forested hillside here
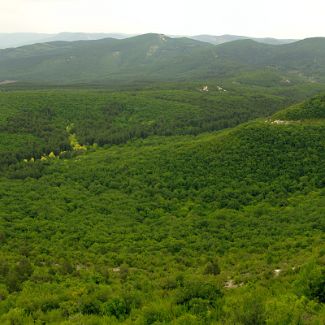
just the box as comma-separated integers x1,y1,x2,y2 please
0,92,324,323
0,34,324,84
1,82,325,171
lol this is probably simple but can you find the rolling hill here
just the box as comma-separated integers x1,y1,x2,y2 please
0,93,324,323
0,34,325,84
2,83,325,170
0,34,216,83
215,38,325,76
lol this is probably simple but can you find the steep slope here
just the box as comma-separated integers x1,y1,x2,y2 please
0,94,324,323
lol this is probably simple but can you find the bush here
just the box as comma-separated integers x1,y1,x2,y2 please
294,262,325,303
223,287,267,325
142,303,172,325
204,259,221,275
176,278,223,309
101,298,127,319
6,258,33,292
188,298,211,316
81,299,101,315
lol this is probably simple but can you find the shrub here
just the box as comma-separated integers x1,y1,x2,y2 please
101,298,127,319
294,262,325,303
204,259,221,275
176,279,223,309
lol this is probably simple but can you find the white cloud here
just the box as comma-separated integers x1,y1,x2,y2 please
0,0,324,38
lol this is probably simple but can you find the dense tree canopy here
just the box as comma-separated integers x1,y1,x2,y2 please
0,89,324,323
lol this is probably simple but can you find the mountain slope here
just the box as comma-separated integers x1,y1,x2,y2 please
215,38,325,66
0,35,324,84
0,86,295,169
213,38,325,83
0,94,324,323
274,94,325,120
0,34,220,83
3,84,325,170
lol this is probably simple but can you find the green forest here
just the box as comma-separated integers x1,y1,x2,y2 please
0,80,324,324
0,35,324,84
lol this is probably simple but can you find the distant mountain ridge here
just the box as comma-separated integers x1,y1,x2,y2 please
190,34,298,45
0,32,299,49
0,33,324,84
0,32,133,49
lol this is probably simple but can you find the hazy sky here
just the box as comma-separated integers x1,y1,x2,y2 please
0,0,324,38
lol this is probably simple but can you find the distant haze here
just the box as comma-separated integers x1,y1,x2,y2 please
0,0,324,39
